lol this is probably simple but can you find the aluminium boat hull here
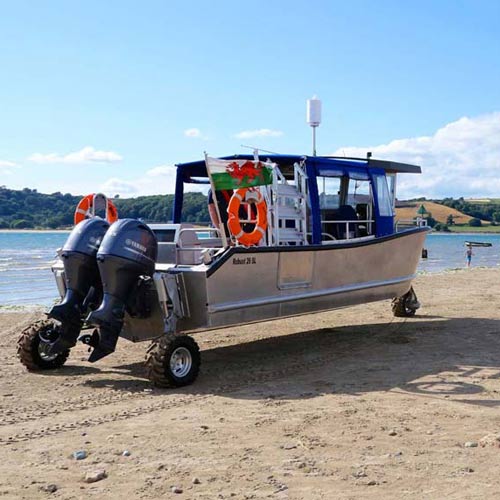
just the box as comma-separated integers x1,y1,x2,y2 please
143,226,429,337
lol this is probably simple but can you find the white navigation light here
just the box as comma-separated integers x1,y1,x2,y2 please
306,96,322,127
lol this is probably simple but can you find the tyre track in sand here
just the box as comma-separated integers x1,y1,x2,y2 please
1,319,406,445
0,330,380,445
0,388,154,427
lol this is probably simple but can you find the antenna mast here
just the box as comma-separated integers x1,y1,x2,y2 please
306,96,322,156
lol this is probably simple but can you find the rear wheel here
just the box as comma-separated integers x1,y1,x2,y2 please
17,320,70,370
145,334,200,388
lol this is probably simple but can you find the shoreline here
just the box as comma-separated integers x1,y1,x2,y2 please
428,231,500,236
0,229,70,233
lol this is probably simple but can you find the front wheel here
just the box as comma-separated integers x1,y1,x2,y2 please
17,320,70,370
145,334,201,388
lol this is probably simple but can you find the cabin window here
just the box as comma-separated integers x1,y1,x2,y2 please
317,176,342,241
318,176,342,210
374,175,393,217
347,179,373,236
387,173,396,209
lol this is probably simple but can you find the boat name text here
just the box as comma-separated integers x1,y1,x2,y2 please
232,257,257,265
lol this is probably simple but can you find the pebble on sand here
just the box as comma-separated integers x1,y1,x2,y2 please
171,486,183,494
84,469,107,483
479,433,500,447
122,450,131,456
192,477,201,485
388,430,397,436
40,484,58,493
73,450,87,460
465,441,478,448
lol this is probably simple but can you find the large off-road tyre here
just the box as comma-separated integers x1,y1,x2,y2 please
145,334,201,388
17,320,70,371
392,287,419,318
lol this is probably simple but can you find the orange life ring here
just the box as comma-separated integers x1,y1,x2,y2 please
74,193,118,225
227,188,267,246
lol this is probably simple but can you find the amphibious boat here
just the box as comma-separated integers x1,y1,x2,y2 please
18,153,430,387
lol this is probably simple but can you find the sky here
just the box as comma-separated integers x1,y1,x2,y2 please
0,0,499,200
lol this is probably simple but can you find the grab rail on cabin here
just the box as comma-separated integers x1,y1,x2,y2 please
320,219,375,240
395,217,428,232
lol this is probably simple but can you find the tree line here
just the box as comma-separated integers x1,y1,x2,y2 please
0,186,209,229
438,197,500,223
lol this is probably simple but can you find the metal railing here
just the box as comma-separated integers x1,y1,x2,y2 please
320,219,374,240
395,217,427,232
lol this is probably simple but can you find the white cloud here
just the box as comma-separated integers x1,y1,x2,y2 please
99,164,207,198
99,178,139,196
0,160,17,168
184,128,202,138
234,128,284,139
28,146,122,164
0,160,19,175
334,112,500,199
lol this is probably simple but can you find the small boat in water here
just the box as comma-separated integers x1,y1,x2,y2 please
464,241,492,247
18,153,430,387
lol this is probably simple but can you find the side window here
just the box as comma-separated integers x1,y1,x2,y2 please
386,173,396,209
347,179,371,208
374,175,393,217
317,176,343,241
318,176,341,209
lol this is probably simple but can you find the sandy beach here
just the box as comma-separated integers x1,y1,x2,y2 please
2,268,500,499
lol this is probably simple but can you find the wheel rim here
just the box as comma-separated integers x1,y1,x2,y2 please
169,346,192,378
38,341,59,362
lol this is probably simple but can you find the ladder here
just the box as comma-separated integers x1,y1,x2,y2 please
268,162,308,246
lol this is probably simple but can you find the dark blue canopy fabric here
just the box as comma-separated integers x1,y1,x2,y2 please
174,154,420,184
173,155,373,226
173,154,420,242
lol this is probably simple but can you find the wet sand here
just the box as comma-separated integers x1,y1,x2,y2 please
1,269,500,499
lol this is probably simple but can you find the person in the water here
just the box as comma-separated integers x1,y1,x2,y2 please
466,244,473,267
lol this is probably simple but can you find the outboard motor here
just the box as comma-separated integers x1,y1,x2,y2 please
48,218,110,350
86,219,158,362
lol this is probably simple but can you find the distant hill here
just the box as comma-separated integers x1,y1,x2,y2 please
395,201,489,225
0,187,209,229
1,186,496,230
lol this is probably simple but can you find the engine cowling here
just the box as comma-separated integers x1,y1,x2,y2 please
48,218,110,349
86,219,158,361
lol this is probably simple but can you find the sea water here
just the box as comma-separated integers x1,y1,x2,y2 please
0,231,499,307
0,231,69,308
419,233,500,273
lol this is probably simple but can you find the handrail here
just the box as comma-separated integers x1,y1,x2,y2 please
321,219,374,224
320,219,375,240
395,217,427,231
178,227,222,237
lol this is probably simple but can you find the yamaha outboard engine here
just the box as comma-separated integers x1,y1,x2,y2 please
48,218,110,350
86,219,157,362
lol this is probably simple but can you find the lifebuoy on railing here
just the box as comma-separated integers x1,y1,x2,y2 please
74,193,119,225
227,188,267,246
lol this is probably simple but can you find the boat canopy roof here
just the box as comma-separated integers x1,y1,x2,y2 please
175,154,421,184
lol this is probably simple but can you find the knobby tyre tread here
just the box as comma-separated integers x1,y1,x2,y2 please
145,334,200,388
17,320,70,370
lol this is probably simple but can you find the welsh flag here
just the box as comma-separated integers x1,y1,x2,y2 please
205,157,274,190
